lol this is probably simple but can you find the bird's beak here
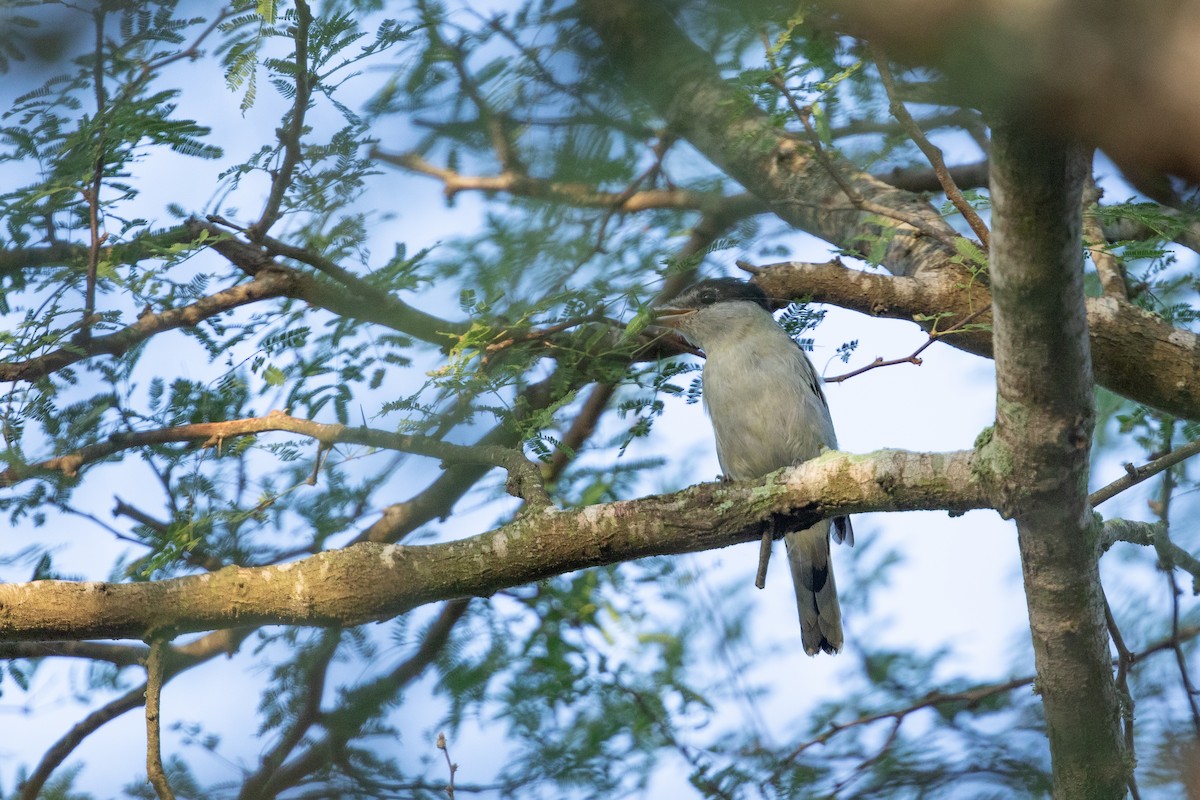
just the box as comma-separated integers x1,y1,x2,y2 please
653,306,695,329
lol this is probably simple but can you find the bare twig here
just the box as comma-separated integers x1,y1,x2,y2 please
1090,437,1200,507
871,50,990,248
18,629,246,800
437,732,458,800
586,134,676,257
80,7,109,342
1151,420,1200,736
755,527,773,590
144,638,176,800
823,306,990,383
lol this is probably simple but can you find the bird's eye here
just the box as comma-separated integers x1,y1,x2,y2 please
699,290,717,305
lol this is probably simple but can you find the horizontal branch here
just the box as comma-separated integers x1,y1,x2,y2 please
0,271,294,384
753,259,1200,420
0,448,990,641
0,410,551,505
373,148,766,218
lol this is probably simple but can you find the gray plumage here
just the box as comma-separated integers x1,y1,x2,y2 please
657,278,853,655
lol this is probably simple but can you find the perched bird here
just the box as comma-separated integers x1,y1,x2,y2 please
656,277,853,655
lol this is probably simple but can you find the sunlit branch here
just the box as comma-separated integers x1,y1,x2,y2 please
371,148,765,218
0,448,989,641
0,409,552,507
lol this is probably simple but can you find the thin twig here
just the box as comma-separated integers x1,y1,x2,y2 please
762,621,1200,793
250,0,312,239
587,134,675,258
18,629,247,800
824,306,990,383
145,638,176,800
833,716,903,795
436,732,458,800
80,6,109,341
871,48,990,248
1090,437,1200,507
755,517,773,590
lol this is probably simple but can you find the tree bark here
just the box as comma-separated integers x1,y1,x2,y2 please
988,119,1126,799
0,449,986,640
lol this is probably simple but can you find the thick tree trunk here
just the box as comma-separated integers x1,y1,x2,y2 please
989,120,1126,799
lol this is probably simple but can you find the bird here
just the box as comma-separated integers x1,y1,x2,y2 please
656,277,853,655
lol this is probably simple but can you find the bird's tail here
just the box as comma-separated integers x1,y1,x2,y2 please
785,519,844,656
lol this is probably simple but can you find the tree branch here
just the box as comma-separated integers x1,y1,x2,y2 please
248,0,312,239
371,148,765,218
17,628,247,800
751,258,1200,421
1090,437,1200,507
871,49,990,248
144,637,176,800
0,271,295,384
576,0,960,281
255,599,470,799
1082,175,1127,299
0,409,551,507
0,448,990,641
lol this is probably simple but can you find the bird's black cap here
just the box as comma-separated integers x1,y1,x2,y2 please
669,278,770,311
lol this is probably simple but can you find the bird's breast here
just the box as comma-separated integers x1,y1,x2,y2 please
702,342,836,480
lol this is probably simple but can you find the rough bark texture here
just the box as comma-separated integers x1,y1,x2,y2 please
0,448,986,640
989,120,1125,799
